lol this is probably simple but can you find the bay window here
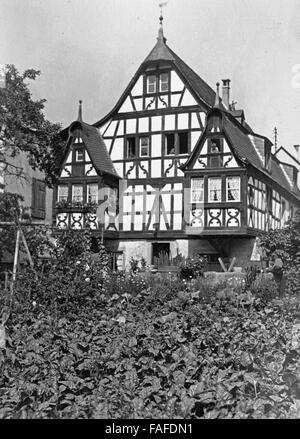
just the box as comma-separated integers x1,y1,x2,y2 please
208,177,222,202
72,184,83,203
191,178,204,203
226,177,240,202
87,183,98,203
58,185,68,202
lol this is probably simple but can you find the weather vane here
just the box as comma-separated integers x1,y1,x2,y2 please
159,1,168,24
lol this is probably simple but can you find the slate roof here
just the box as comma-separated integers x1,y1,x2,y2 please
60,121,120,179
143,36,217,108
94,33,219,126
182,109,300,200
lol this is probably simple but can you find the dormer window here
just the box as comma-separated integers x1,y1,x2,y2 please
159,73,169,92
76,149,84,162
147,75,157,94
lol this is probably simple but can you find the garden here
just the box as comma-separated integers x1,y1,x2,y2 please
0,213,300,419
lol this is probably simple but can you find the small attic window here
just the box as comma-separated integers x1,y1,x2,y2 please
159,73,169,92
76,149,84,162
147,75,157,94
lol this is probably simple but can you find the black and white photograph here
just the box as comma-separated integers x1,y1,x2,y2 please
0,0,300,423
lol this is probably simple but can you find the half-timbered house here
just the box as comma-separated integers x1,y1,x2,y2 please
54,18,300,270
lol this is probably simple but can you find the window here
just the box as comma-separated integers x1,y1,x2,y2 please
126,137,136,158
160,73,169,92
58,185,68,202
87,183,98,203
76,149,84,162
209,139,222,167
165,133,175,155
147,75,156,94
140,137,150,157
226,177,240,202
72,184,83,203
164,132,189,155
208,177,222,202
191,178,204,203
178,132,188,154
32,178,46,219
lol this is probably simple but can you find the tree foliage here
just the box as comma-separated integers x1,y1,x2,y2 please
258,211,300,294
0,64,64,186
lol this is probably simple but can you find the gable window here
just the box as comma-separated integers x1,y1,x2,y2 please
147,75,157,94
76,149,84,162
87,183,98,204
191,178,204,203
72,184,83,203
178,132,189,154
58,185,68,202
159,73,169,92
226,177,240,202
208,177,222,202
140,137,150,157
126,137,136,158
209,139,222,167
165,133,175,155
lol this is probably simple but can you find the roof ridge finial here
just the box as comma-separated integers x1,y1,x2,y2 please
77,100,83,122
158,1,168,43
214,82,220,107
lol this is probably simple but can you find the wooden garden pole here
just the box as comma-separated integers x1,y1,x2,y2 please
12,226,21,284
20,229,34,270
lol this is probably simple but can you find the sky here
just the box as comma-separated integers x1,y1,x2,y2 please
1,0,300,153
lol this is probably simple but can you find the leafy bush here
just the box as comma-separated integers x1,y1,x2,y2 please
258,211,300,295
179,255,206,280
250,274,279,302
0,282,299,419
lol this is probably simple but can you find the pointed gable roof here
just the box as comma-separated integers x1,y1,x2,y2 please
181,106,300,200
60,103,120,179
94,28,218,127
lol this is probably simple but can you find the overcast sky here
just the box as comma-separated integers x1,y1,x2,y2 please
1,0,300,152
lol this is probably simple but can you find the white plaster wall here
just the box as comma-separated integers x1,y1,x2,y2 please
4,149,53,224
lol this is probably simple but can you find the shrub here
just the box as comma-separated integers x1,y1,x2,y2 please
179,255,206,280
250,274,279,302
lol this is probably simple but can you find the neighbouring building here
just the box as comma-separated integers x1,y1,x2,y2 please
54,18,300,271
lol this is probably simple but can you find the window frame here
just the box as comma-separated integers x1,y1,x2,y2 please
208,177,222,203
57,184,69,203
159,72,169,92
164,133,176,156
178,131,189,155
87,183,98,204
140,136,150,157
126,136,137,159
146,75,157,94
164,131,189,156
72,184,84,203
75,149,85,162
191,178,204,203
226,176,241,202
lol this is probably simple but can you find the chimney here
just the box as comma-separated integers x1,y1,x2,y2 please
222,79,231,109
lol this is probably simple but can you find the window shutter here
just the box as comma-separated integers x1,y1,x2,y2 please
31,177,38,217
32,178,46,219
38,180,46,219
